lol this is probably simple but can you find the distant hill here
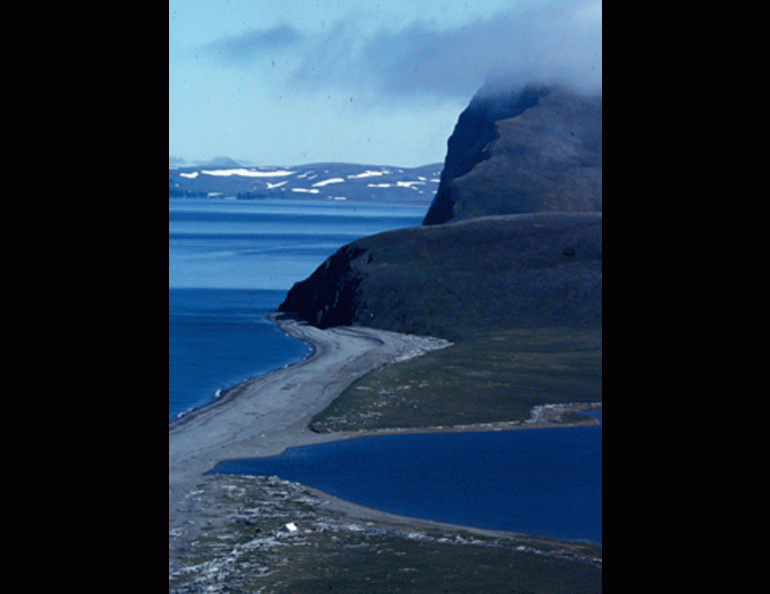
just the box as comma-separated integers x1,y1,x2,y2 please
168,162,442,204
423,84,601,225
204,156,242,168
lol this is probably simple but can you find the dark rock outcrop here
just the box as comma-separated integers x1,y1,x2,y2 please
278,244,368,329
423,84,601,225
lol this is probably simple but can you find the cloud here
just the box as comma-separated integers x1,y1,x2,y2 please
296,1,600,99
200,24,305,63
200,1,601,100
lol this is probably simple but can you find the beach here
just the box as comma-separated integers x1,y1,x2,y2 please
169,314,453,469
169,316,453,528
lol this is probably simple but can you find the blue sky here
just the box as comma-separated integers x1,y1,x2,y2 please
169,0,601,167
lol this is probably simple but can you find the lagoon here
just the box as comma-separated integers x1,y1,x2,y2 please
208,412,602,544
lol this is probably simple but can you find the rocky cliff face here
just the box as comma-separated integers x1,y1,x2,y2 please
278,244,368,328
423,83,602,225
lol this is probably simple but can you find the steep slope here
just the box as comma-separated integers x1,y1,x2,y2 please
423,84,601,225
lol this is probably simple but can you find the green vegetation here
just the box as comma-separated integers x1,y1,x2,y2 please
170,476,601,594
311,326,601,432
272,534,602,594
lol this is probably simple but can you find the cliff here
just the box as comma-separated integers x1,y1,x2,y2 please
423,84,602,225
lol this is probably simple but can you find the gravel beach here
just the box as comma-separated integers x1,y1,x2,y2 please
169,315,452,526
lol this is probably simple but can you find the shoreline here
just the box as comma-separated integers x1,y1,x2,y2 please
168,326,319,430
170,315,600,561
170,315,453,489
168,340,317,424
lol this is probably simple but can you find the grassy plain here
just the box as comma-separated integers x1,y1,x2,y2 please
311,325,601,433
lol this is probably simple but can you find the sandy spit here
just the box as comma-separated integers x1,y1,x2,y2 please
169,315,452,522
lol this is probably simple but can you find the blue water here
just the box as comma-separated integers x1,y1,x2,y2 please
208,414,602,544
169,198,427,291
168,288,312,421
169,198,426,420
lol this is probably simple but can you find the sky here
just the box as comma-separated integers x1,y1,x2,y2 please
169,0,601,167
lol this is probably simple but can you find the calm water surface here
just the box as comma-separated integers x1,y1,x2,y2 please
208,413,602,544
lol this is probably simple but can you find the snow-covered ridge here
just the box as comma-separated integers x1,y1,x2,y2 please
170,162,443,204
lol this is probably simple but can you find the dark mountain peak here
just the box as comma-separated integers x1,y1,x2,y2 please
423,81,601,225
430,83,551,193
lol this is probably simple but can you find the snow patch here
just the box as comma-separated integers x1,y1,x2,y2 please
291,188,320,194
312,178,345,187
179,171,199,179
347,170,390,179
201,168,295,178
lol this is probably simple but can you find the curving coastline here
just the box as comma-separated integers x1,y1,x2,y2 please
169,311,601,490
170,314,598,503
170,315,453,519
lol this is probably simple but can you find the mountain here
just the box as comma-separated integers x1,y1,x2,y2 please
169,162,442,204
278,82,602,338
423,83,602,225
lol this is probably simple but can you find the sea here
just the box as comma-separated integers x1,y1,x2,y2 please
169,197,428,421
169,197,602,544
